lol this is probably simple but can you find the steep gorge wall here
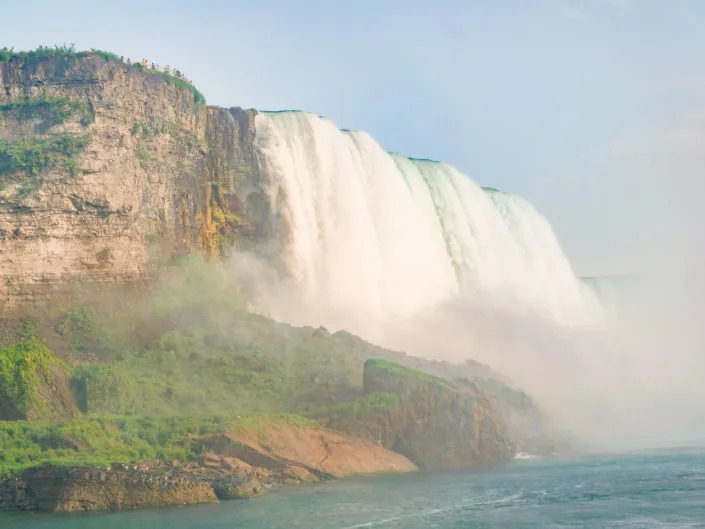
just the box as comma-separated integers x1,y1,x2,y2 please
0,55,263,307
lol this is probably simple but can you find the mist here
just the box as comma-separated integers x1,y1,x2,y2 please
234,247,705,452
232,109,705,454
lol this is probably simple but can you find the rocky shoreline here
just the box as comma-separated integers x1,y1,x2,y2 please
0,352,568,514
1,461,270,512
0,357,565,513
0,421,416,513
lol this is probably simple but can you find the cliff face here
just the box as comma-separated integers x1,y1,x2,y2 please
347,359,513,471
0,54,262,307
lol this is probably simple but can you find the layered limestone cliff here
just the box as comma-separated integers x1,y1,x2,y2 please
0,53,263,307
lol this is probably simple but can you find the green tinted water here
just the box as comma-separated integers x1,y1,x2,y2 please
1,453,703,528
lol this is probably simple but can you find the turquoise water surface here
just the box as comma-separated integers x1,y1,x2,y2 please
1,452,704,528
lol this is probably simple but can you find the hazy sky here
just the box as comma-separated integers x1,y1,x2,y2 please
3,0,704,276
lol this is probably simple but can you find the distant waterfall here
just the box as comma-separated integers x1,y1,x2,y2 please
253,111,603,329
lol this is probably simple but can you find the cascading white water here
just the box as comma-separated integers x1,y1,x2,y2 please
253,110,603,331
237,110,705,450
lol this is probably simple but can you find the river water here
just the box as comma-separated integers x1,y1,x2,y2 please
1,452,704,528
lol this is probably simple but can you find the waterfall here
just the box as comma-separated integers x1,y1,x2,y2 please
253,110,602,330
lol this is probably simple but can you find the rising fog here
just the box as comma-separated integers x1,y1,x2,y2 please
233,248,705,452
231,109,705,453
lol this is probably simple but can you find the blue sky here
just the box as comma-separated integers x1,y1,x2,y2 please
3,0,704,276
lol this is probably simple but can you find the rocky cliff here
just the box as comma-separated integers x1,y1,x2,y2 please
0,53,263,307
329,359,514,471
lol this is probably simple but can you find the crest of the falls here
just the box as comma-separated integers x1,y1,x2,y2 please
253,111,602,329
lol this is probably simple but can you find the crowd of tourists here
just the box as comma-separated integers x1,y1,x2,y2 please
120,56,193,85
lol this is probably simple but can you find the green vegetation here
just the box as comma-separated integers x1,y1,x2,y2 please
130,61,206,104
307,392,399,421
0,342,54,416
0,257,403,476
474,377,533,409
47,256,358,417
0,93,93,128
0,133,90,177
162,72,206,105
365,358,453,388
129,63,205,105
0,415,230,477
227,413,317,438
69,333,285,416
0,44,118,64
64,317,357,416
211,208,242,225
132,121,178,139
131,121,182,166
15,182,39,198
88,48,121,63
0,413,325,477
211,207,244,250
135,140,152,164
0,44,76,62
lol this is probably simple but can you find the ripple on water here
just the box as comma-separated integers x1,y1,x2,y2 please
1,453,705,528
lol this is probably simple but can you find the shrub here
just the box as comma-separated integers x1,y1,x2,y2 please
0,93,93,128
0,44,119,64
71,364,128,414
0,341,54,416
162,73,206,105
89,48,120,62
0,415,229,477
0,133,91,177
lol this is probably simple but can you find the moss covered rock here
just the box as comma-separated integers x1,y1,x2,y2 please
354,359,513,471
0,341,77,420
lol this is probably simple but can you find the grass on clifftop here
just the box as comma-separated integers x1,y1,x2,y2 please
0,44,206,105
0,44,118,63
131,63,206,105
